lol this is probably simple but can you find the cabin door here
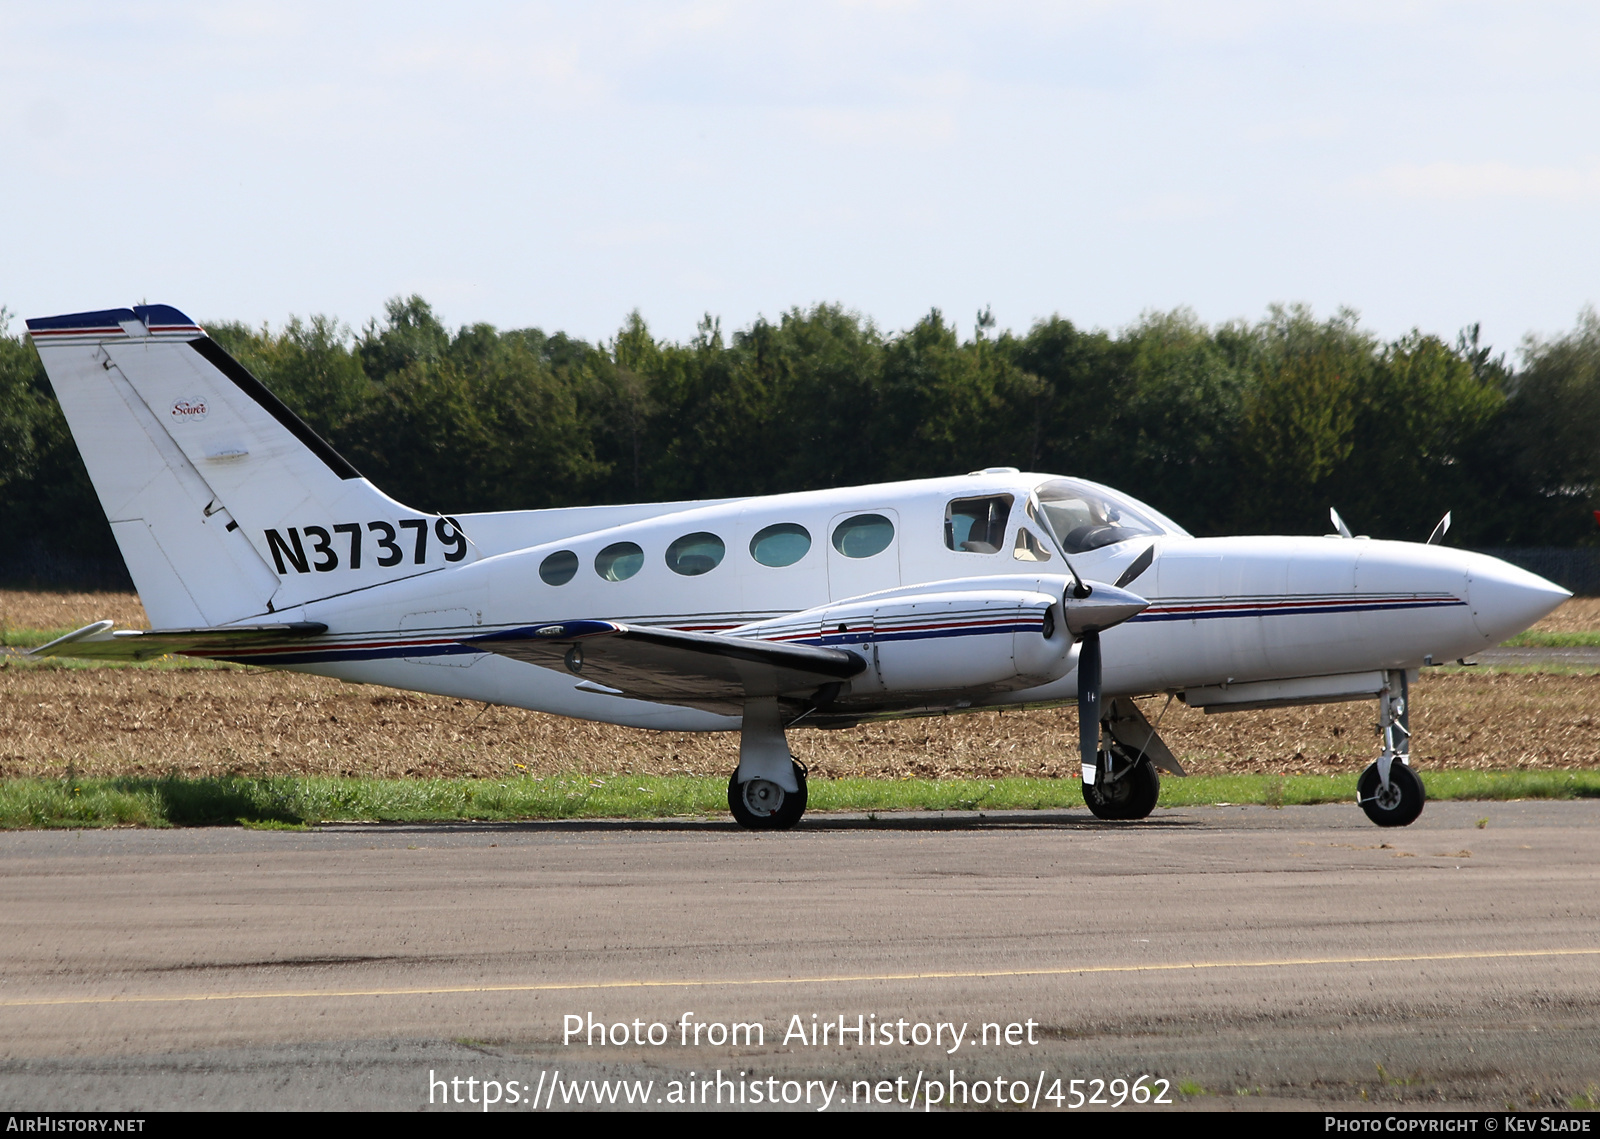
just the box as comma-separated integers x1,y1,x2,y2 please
825,508,902,601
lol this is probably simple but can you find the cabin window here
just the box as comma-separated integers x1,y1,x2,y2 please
750,523,811,567
665,532,726,576
1013,528,1052,562
945,494,1013,554
539,549,579,585
831,514,895,558
595,541,645,581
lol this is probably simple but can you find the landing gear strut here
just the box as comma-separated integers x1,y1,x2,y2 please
1082,697,1179,821
1358,669,1425,827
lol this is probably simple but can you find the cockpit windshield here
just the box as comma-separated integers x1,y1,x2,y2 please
1027,478,1184,555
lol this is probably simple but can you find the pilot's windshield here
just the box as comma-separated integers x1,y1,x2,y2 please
1028,478,1180,554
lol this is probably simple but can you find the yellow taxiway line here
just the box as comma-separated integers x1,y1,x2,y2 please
1,947,1596,1009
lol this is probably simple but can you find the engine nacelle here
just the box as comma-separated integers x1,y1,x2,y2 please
737,578,1074,698
849,589,1071,695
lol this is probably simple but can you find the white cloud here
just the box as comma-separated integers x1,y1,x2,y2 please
788,106,958,149
5,1,1600,345
1112,191,1221,222
1356,161,1600,203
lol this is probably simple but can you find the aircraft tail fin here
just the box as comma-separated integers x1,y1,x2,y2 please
27,305,475,627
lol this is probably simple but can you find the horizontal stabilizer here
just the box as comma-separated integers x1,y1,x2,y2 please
30,620,328,662
470,622,867,713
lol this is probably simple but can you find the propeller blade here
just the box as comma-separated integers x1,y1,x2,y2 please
1426,511,1452,545
1113,544,1156,589
1077,630,1102,784
1060,552,1092,599
1330,507,1353,539
1026,499,1092,597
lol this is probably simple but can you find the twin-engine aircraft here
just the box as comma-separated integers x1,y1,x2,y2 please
26,305,1570,829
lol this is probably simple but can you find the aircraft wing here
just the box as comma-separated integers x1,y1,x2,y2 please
468,621,867,713
27,620,329,661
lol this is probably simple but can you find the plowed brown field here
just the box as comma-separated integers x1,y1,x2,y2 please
4,590,1598,781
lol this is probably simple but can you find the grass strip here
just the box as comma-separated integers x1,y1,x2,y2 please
1500,630,1600,648
2,770,1599,829
2,629,68,648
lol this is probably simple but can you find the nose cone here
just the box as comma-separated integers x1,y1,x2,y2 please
1065,582,1149,636
1467,555,1572,642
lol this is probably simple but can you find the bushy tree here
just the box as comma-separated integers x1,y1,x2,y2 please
8,295,1600,587
1479,309,1600,545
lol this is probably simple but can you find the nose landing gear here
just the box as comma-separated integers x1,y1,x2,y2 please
1357,669,1425,827
1358,760,1425,826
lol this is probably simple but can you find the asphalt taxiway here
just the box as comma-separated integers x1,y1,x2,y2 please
1,800,1597,1110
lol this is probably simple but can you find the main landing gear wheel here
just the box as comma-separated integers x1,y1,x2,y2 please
728,762,808,831
1357,762,1425,827
1083,750,1160,821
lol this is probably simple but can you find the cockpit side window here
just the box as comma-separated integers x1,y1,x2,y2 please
1030,479,1167,554
945,495,1013,554
1013,527,1052,562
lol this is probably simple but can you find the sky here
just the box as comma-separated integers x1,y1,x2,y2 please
3,1,1598,354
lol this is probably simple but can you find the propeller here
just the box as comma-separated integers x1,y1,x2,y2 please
1065,578,1151,784
1031,507,1154,783
1113,543,1155,589
1078,630,1102,781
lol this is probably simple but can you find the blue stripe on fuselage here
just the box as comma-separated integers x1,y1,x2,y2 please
1129,597,1465,623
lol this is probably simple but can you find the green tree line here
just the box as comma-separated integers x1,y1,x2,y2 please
5,298,1600,579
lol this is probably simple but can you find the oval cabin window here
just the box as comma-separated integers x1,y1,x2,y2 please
539,549,579,585
665,532,726,576
594,541,645,582
749,523,811,567
831,514,895,559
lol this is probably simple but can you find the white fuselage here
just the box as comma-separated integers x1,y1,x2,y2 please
222,471,1567,733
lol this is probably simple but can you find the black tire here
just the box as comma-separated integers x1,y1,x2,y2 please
1358,762,1425,827
1082,753,1160,820
728,762,808,831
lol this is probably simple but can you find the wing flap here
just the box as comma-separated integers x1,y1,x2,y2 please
469,621,866,712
